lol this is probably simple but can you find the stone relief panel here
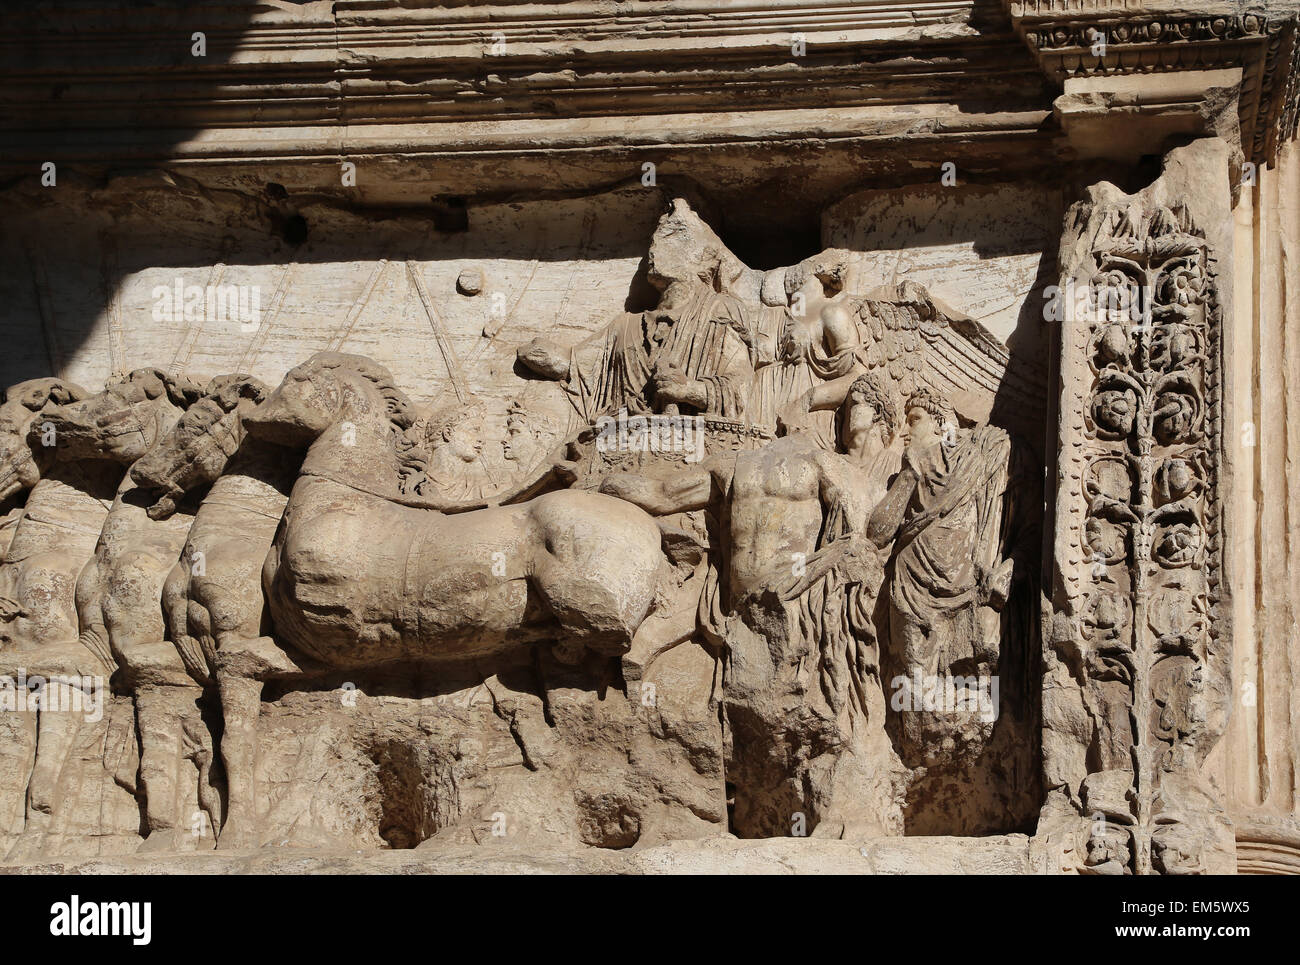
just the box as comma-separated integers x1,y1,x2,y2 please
0,184,1052,858
0,176,664,423
822,182,1063,351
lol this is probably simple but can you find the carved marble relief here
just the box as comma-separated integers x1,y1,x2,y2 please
0,196,1052,858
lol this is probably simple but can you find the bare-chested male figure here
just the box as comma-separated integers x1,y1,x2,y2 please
597,372,906,839
601,373,895,598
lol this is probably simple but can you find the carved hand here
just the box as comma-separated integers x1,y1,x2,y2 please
517,338,571,380
652,366,707,410
979,557,1015,610
552,459,580,486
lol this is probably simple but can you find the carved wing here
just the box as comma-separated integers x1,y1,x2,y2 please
852,281,1048,443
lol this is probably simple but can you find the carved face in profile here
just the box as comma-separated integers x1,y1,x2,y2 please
502,414,536,466
839,396,878,456
1092,389,1136,436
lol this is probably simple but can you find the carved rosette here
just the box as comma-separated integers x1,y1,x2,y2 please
1051,190,1230,875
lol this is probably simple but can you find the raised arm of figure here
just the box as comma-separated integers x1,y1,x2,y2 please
599,467,714,516
867,464,918,549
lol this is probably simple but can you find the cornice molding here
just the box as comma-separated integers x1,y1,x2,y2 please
0,0,1059,179
1004,3,1300,163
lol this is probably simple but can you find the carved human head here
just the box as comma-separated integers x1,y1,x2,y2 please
645,281,694,342
783,263,815,302
502,401,535,464
427,403,484,464
902,386,955,450
838,372,895,455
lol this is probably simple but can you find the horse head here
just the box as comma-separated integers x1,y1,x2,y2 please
34,368,203,467
244,352,416,452
0,378,89,503
130,374,270,519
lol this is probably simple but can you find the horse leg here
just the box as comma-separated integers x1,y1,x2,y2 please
214,665,263,851
7,704,80,861
134,682,212,852
212,634,298,851
162,556,212,684
528,523,663,659
186,710,223,843
91,543,208,853
0,707,36,856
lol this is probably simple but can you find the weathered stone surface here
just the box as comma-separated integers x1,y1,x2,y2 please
1,0,1299,877
0,833,1036,876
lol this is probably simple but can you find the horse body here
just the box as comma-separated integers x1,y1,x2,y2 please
0,378,106,664
180,352,673,849
162,441,294,675
0,369,200,860
124,378,293,850
13,369,210,857
23,368,203,678
0,469,116,660
0,470,111,859
264,473,663,667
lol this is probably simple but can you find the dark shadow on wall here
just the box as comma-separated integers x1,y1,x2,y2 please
0,177,678,389
1,0,265,385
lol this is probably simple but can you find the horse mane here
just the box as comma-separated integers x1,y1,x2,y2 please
297,353,417,433
130,374,272,499
291,353,432,493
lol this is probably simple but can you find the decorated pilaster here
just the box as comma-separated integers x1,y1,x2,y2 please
1043,138,1237,874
